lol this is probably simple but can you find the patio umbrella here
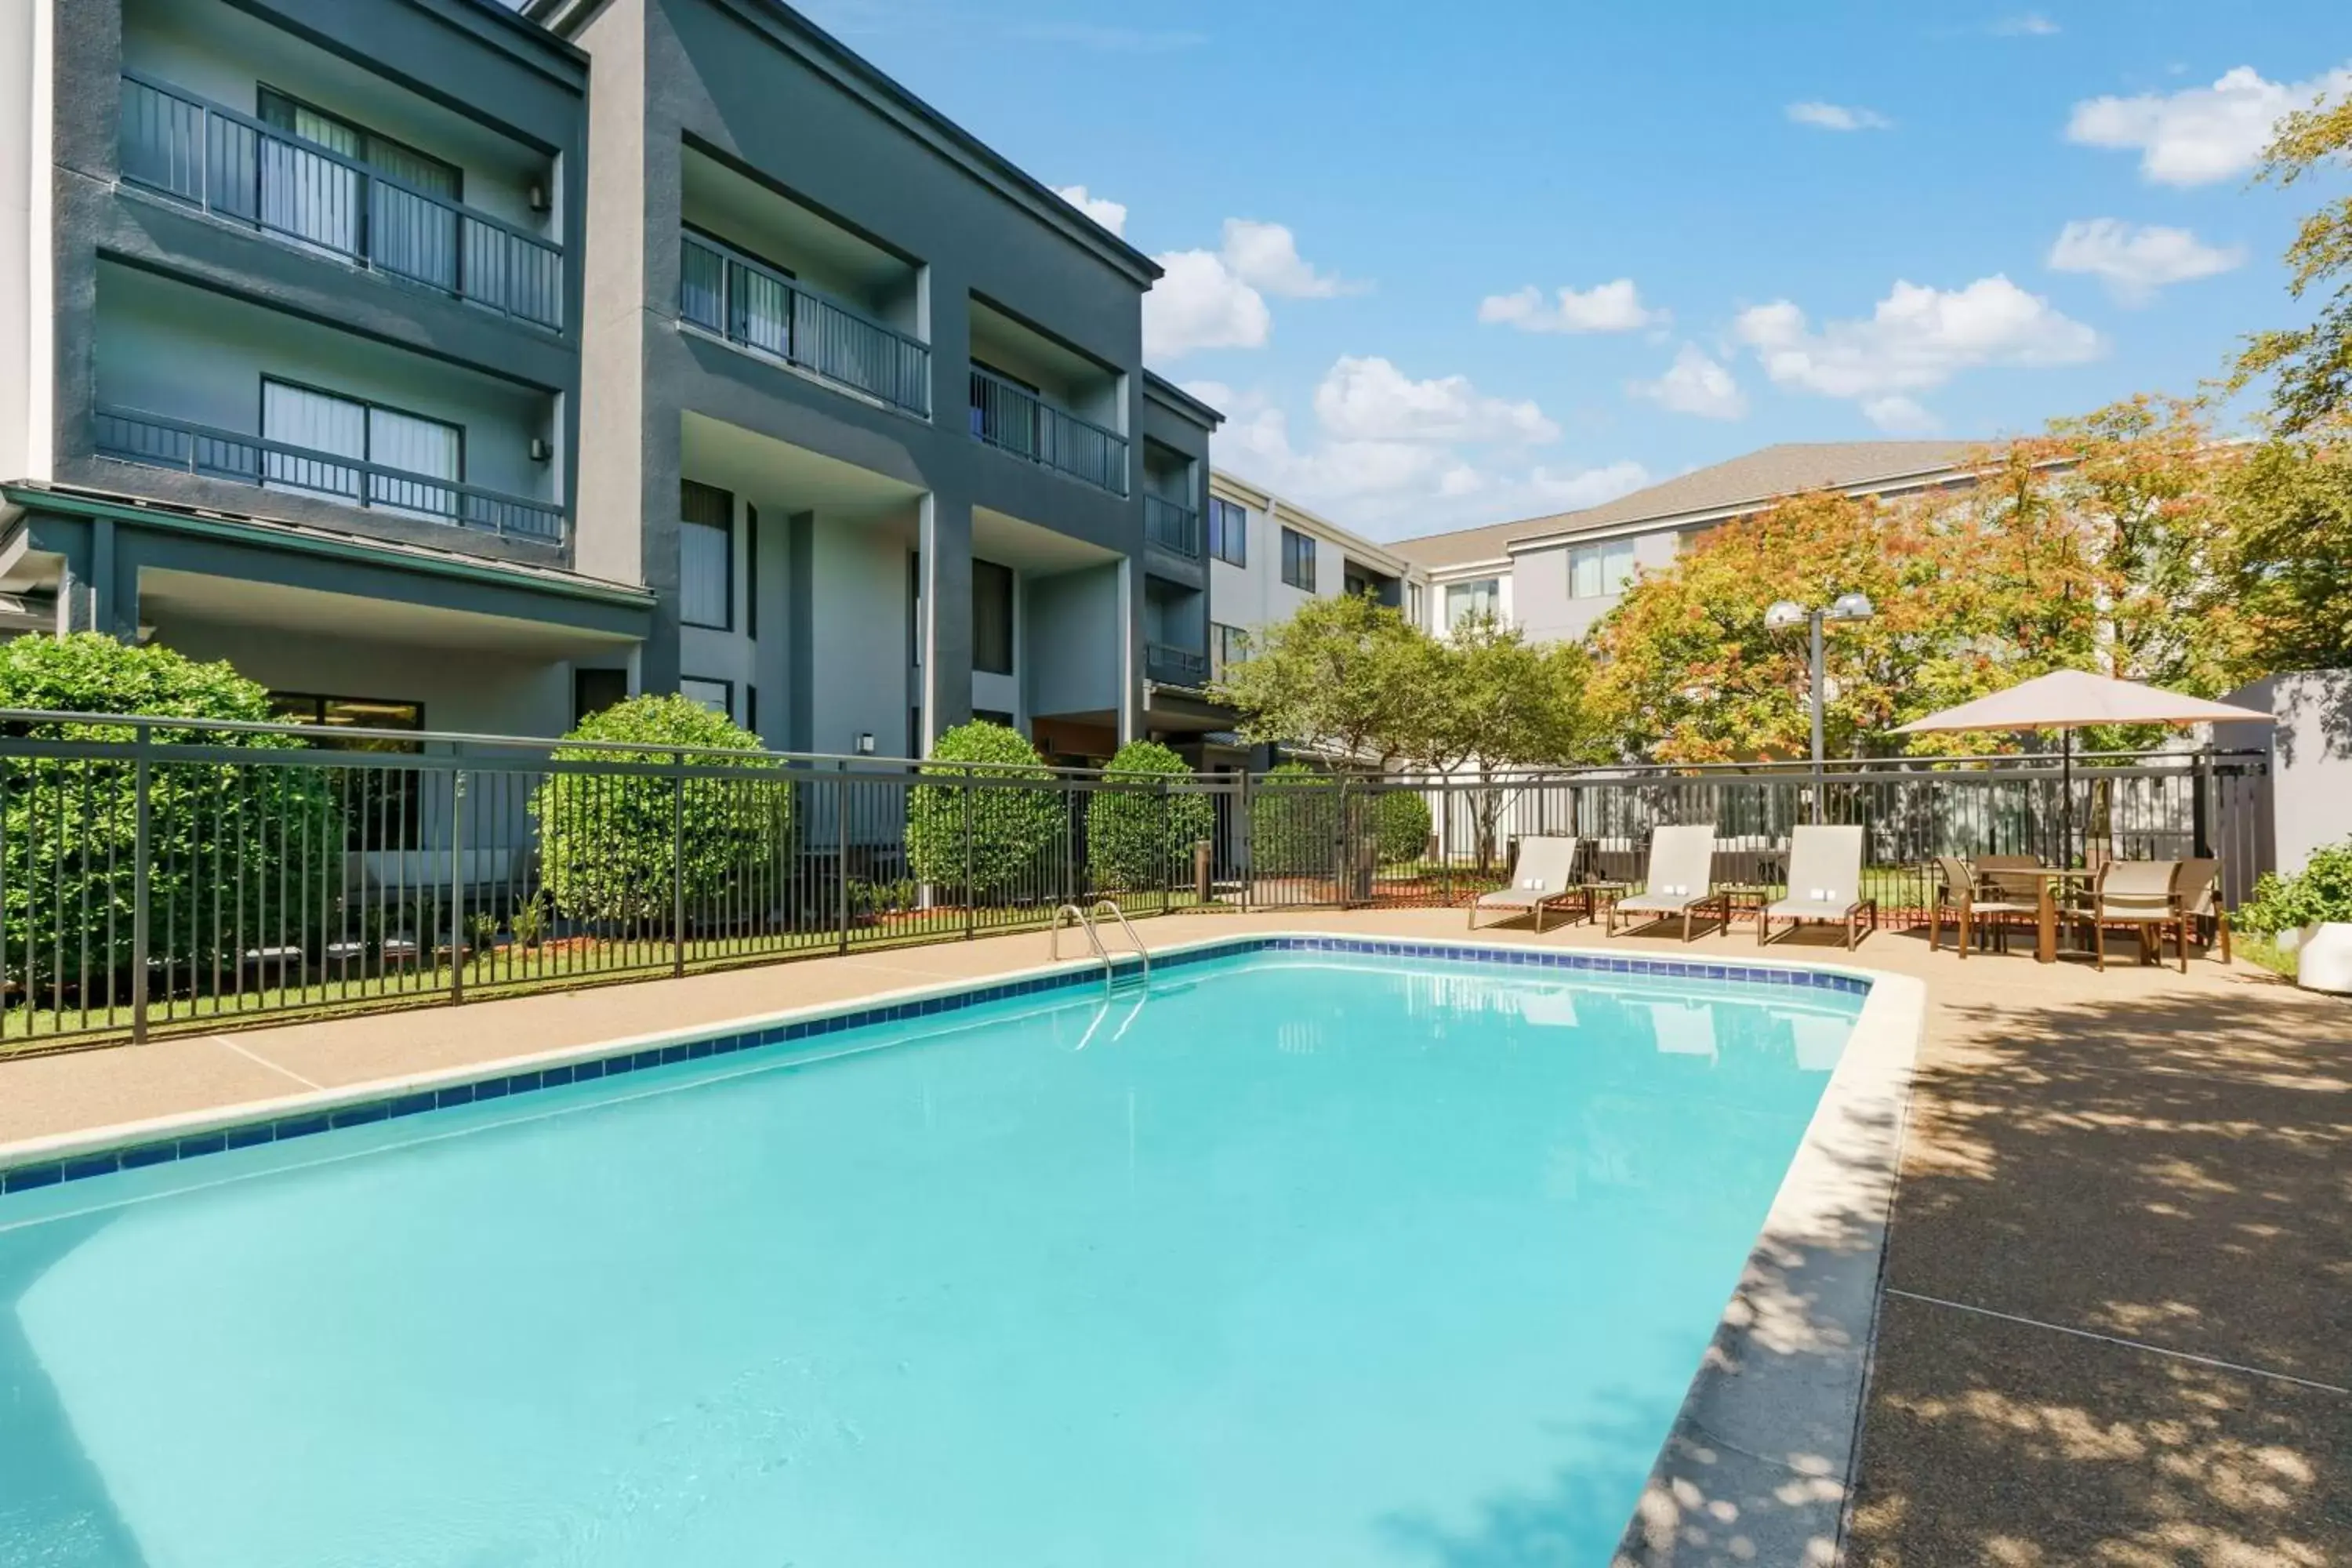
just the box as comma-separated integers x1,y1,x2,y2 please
1890,670,2274,860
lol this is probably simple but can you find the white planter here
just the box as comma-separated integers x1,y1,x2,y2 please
2294,921,2352,994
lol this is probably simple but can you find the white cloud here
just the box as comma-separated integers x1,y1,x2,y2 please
1312,355,1560,445
1733,275,2103,404
1051,185,1127,238
1143,250,1270,359
1787,101,1893,132
1991,13,2060,36
2066,64,2352,186
1219,220,1363,299
1478,279,1665,334
2046,218,2245,303
1860,395,1940,435
1631,344,1748,420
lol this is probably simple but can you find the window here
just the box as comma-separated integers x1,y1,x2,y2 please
1407,582,1425,626
1208,498,1248,566
1568,539,1637,600
258,89,460,198
680,677,733,718
1211,622,1248,680
972,558,1014,675
1279,526,1316,590
975,708,1017,729
745,506,759,641
256,88,461,278
267,692,426,844
260,379,461,517
680,480,734,630
573,668,628,726
1445,579,1501,630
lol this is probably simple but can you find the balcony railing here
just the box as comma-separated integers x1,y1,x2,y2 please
679,233,931,418
968,367,1129,497
1145,642,1209,688
117,73,564,332
1144,495,1201,557
94,407,566,544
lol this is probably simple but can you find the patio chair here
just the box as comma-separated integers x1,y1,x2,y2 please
1759,826,1878,949
1468,836,1588,933
1975,855,2042,905
2175,858,2230,964
1607,824,1728,942
1927,855,2038,957
2079,859,2187,972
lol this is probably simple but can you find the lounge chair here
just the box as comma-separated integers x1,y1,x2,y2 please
1759,825,1878,949
1607,824,1727,942
1927,855,2037,957
2079,859,2186,971
2176,858,2230,964
1468,836,1588,933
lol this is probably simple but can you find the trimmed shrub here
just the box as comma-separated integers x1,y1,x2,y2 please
1374,789,1433,866
2237,838,2352,935
0,633,331,991
906,720,1064,902
1249,762,1338,877
529,695,785,925
1087,739,1214,892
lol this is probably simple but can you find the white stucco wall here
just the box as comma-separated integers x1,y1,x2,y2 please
2219,669,2352,878
0,0,50,481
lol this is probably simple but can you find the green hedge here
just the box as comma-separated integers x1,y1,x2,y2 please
906,721,1065,902
1087,739,1214,892
528,695,785,925
1250,762,1338,877
0,634,331,990
1375,789,1433,865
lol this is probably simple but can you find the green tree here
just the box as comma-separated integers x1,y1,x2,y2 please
2233,92,2352,435
529,694,784,926
1374,789,1433,866
0,634,330,992
1248,760,1341,877
1210,592,1425,764
2220,422,2352,672
905,720,1064,902
1087,739,1214,893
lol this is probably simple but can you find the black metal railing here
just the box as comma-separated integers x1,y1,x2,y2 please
118,74,564,332
1145,642,1209,687
94,407,566,543
677,233,931,418
968,367,1128,495
1144,495,1202,557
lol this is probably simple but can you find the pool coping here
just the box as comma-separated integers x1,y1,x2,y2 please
0,931,1922,1568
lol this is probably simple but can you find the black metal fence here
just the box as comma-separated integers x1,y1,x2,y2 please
0,714,2269,1052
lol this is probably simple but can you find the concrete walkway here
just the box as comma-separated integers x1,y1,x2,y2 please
2,908,2344,1564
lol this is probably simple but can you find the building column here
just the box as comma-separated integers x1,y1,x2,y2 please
785,509,815,753
1117,555,1140,745
917,492,973,755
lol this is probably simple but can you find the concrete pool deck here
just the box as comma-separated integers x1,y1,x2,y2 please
1,908,2344,1566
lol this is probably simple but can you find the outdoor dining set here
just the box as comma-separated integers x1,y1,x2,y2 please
1469,823,2231,971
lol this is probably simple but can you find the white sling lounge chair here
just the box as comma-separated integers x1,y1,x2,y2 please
1468,836,1588,933
1759,825,1878,949
1606,825,1727,942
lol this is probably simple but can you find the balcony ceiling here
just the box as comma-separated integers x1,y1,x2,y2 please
973,506,1120,575
681,412,924,523
139,570,638,656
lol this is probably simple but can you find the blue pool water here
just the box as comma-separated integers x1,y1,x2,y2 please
0,946,1861,1567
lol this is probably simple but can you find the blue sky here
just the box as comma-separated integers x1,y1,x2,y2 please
792,0,2350,539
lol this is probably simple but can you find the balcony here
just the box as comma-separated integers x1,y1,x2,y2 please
95,407,565,543
677,232,930,418
1144,495,1201,557
968,368,1128,497
117,73,564,332
1145,642,1208,688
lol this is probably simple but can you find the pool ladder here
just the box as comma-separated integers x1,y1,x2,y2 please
1051,899,1150,993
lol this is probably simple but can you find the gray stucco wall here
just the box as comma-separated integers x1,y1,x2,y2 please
1027,564,1120,719
2219,669,2352,878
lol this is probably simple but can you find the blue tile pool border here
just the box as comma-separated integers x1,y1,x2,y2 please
1,935,1871,1196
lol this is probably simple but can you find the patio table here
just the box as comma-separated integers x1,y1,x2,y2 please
2007,866,2098,963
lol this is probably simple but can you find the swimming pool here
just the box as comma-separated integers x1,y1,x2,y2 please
0,937,1892,1567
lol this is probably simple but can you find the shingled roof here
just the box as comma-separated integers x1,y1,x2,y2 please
1390,440,1988,569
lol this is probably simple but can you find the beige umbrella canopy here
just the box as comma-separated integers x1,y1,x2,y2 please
1889,670,2274,735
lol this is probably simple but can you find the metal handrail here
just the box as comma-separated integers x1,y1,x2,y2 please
1091,898,1150,983
677,232,931,418
1144,494,1201,556
93,405,567,544
1051,902,1116,993
968,365,1129,496
1145,642,1209,687
117,71,564,332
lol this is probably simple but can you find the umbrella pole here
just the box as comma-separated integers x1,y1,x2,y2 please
2062,729,2073,868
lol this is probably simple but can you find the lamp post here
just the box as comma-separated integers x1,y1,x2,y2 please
1766,591,1875,819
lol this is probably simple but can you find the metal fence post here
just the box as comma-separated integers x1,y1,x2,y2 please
672,766,688,978
448,768,466,1004
961,779,975,942
1238,768,1254,914
130,728,151,1044
835,763,851,956
1440,782,1453,908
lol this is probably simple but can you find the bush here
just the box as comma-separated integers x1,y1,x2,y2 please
2236,838,2352,935
529,695,785,925
1250,762,1338,877
905,720,1065,902
0,634,331,992
1374,789,1433,866
1087,739,1214,892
